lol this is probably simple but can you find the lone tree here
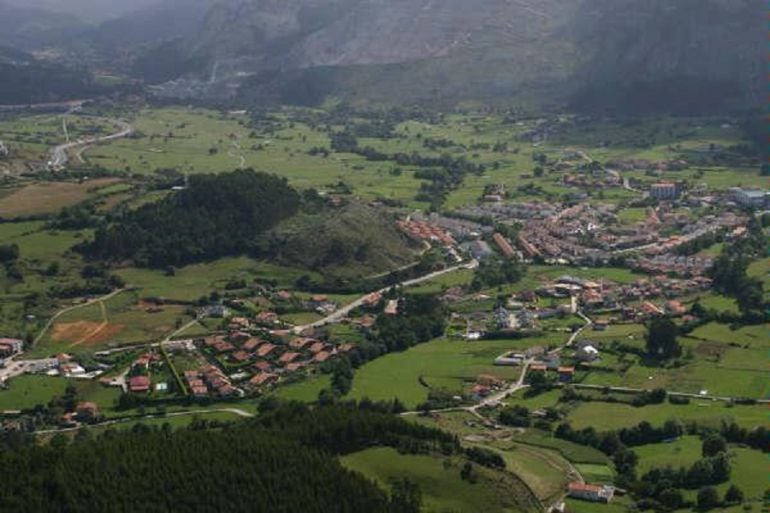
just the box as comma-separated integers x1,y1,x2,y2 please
696,486,720,511
724,484,744,505
645,316,681,360
702,434,727,458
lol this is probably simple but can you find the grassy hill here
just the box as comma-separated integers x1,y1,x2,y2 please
269,202,417,281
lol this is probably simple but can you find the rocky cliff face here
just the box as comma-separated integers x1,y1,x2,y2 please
79,0,762,112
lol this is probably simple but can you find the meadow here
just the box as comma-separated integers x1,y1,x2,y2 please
341,447,534,513
348,334,565,408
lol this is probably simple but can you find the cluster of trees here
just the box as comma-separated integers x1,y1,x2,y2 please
471,258,526,291
0,402,456,512
709,221,768,322
560,387,667,408
645,317,681,361
373,294,447,353
633,435,733,512
81,170,300,268
0,243,21,281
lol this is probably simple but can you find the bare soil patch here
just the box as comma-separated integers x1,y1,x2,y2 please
0,178,121,218
51,321,124,346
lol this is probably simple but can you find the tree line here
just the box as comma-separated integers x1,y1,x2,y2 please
0,402,458,513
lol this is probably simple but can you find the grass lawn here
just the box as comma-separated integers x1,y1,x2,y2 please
0,375,68,411
567,401,767,431
341,447,532,513
574,463,614,485
564,497,633,513
514,428,610,465
117,257,324,301
616,207,649,225
348,334,566,408
274,374,330,402
578,320,770,399
487,443,573,503
696,294,739,314
634,436,703,475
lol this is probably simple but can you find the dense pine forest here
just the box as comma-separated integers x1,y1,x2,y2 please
82,170,300,268
0,403,456,512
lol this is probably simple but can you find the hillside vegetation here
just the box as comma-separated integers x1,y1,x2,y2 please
82,170,300,268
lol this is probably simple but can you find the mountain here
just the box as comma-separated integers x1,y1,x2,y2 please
0,0,163,23
0,46,99,104
1,0,762,113
0,2,84,49
139,0,763,113
569,0,765,114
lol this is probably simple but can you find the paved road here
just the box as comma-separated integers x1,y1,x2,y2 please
291,259,478,333
48,116,133,170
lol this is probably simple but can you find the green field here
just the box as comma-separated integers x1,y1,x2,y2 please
634,436,703,475
117,257,323,301
274,374,331,402
566,401,766,431
490,443,573,503
341,447,532,513
0,375,69,411
348,335,565,408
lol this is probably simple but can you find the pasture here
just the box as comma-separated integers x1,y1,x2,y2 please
348,334,566,408
341,447,533,513
0,178,122,218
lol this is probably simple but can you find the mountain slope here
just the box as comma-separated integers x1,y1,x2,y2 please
143,0,762,113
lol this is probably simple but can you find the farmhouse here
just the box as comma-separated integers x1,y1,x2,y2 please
567,482,615,503
129,376,151,393
0,338,23,356
75,402,99,422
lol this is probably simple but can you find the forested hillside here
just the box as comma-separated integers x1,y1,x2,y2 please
0,403,457,512
82,170,300,268
0,50,99,104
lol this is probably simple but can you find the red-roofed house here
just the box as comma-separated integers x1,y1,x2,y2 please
250,373,278,387
231,351,251,363
252,360,271,372
256,311,279,324
242,338,263,351
257,343,276,357
308,342,327,354
129,376,151,393
289,337,315,350
279,352,301,365
567,482,615,503
314,351,331,363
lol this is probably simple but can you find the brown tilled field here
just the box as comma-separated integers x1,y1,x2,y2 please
0,178,121,218
51,321,124,346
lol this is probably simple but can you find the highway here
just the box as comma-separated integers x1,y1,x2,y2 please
48,116,133,171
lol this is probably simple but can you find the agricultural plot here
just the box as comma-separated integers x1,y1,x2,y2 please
566,401,766,431
35,290,191,356
348,334,567,408
0,178,124,218
117,257,324,302
341,447,533,513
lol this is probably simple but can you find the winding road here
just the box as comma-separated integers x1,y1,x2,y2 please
48,116,133,171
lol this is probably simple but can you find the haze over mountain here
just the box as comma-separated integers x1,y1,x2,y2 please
0,0,162,23
0,0,763,113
